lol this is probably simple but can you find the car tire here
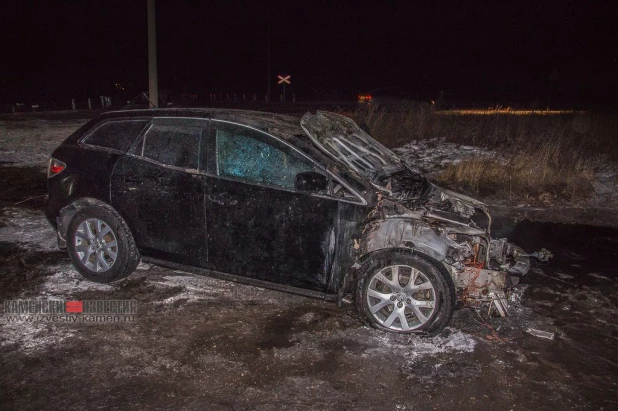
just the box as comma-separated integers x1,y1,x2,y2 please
66,206,140,283
355,251,455,336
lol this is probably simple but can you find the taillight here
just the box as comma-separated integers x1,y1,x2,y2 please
358,94,372,103
48,158,66,178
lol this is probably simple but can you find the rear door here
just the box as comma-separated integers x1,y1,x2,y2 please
111,117,208,266
203,121,339,292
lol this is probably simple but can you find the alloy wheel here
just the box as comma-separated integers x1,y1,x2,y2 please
366,264,437,331
73,218,118,272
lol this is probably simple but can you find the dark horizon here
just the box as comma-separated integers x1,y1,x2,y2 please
2,0,616,108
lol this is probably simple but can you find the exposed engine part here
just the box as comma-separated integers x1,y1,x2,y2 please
515,248,553,262
489,238,509,264
489,291,509,317
381,169,427,208
455,267,507,291
356,173,551,322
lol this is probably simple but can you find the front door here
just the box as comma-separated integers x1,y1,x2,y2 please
204,121,339,292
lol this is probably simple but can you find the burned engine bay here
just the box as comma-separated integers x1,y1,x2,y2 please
300,110,551,316
361,168,552,316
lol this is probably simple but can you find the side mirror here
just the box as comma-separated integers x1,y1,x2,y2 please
295,171,328,193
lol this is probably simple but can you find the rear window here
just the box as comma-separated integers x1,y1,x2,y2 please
83,120,148,152
142,124,202,169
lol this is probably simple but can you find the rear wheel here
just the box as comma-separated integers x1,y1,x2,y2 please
355,251,455,335
67,206,139,283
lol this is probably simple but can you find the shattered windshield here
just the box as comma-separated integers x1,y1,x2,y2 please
300,111,403,178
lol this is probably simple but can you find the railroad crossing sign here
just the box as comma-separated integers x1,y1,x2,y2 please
277,74,291,85
277,74,291,102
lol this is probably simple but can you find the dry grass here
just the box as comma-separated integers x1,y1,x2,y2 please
355,104,618,203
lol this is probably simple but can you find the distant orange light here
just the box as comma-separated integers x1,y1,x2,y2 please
435,109,583,116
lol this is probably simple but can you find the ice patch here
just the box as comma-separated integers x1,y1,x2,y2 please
0,207,57,250
152,274,234,305
40,269,114,296
368,328,476,360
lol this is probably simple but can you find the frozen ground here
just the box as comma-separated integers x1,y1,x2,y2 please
0,117,89,168
1,114,618,409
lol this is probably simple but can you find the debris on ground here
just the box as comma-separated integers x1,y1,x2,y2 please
526,328,555,340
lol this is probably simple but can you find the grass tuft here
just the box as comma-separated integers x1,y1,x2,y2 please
355,104,617,203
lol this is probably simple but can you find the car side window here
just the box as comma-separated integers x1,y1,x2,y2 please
215,126,314,190
83,120,148,152
142,124,202,169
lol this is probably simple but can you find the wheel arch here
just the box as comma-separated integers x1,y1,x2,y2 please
345,247,456,307
57,198,117,248
351,247,457,336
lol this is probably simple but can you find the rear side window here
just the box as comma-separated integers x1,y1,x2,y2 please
142,124,202,169
83,120,148,152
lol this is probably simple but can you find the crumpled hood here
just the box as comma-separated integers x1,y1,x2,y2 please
300,111,404,178
300,110,489,228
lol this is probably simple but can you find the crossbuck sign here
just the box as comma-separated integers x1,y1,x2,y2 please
277,75,291,85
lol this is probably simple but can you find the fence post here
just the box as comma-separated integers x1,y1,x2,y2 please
87,98,92,110
71,99,76,111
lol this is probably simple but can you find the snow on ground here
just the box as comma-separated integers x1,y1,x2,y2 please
393,138,501,174
40,269,114,296
369,328,477,360
394,137,618,206
151,274,236,305
0,118,87,168
1,320,77,354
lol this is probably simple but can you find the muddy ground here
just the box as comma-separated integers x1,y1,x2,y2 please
1,114,617,410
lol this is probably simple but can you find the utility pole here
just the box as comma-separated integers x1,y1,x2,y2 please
266,12,271,103
147,0,159,108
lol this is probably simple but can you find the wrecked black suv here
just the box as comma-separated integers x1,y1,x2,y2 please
45,109,546,334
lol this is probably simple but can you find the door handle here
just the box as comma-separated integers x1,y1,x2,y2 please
207,192,238,206
124,176,141,184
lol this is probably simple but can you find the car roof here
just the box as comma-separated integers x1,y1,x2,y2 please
101,108,303,139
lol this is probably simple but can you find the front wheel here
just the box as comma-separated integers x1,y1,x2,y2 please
355,251,455,335
66,206,140,283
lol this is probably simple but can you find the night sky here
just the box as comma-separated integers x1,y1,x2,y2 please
2,0,616,106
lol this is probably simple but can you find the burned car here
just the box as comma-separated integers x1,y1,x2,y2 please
45,109,548,334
